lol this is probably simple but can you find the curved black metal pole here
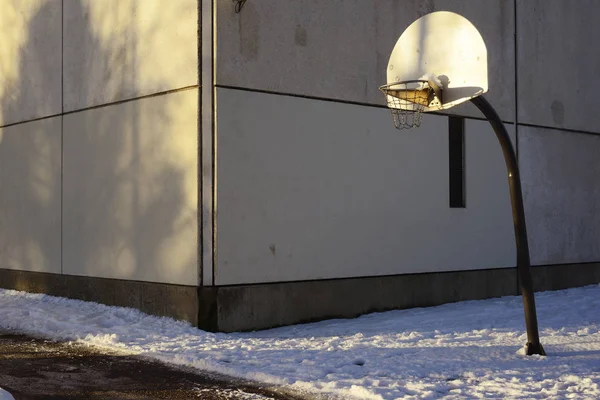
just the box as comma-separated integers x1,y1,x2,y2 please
470,95,545,356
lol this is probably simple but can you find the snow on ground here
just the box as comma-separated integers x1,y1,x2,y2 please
193,388,279,399
1,285,599,399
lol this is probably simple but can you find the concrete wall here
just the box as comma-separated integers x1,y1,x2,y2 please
216,0,515,121
0,1,62,126
215,0,600,285
63,0,198,111
517,0,600,133
0,118,62,273
517,0,600,267
214,0,520,287
216,88,515,285
62,89,198,285
520,126,600,266
0,0,199,286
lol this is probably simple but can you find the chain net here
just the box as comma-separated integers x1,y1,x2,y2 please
379,81,435,129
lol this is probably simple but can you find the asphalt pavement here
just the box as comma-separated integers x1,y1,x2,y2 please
0,332,312,400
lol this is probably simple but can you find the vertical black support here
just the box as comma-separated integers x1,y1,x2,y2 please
449,116,466,208
470,95,545,356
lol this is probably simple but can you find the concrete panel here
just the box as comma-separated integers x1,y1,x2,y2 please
216,0,514,121
63,89,199,285
0,118,61,273
517,0,600,132
0,0,61,126
519,125,600,265
216,88,515,285
465,119,517,267
63,0,198,112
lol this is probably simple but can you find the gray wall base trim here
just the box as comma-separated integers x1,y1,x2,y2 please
211,268,518,332
0,269,199,326
1,264,599,332
531,262,600,292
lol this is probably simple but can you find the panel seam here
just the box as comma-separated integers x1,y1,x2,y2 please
61,0,64,275
211,0,217,287
0,86,199,129
514,0,520,160
196,0,204,286
215,84,600,137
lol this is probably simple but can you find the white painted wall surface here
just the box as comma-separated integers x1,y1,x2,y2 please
0,1,201,285
62,90,199,285
0,0,62,126
517,0,600,133
215,88,515,285
520,126,600,265
63,0,198,112
216,0,515,121
0,118,62,273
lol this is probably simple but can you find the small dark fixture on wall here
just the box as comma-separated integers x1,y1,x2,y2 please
234,0,247,13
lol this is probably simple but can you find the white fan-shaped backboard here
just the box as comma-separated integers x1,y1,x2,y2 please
385,11,488,111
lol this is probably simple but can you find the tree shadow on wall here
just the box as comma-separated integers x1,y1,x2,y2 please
0,1,198,312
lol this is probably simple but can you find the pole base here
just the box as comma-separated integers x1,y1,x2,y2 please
525,342,546,356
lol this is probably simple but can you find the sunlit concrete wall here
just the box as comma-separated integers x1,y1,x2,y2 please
0,0,199,285
215,88,515,285
215,0,600,286
517,0,600,266
0,118,62,273
62,89,198,285
0,0,62,127
0,1,63,275
63,0,198,111
216,0,515,121
214,1,516,285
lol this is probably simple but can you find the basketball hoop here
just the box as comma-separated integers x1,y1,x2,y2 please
377,11,545,355
379,80,437,129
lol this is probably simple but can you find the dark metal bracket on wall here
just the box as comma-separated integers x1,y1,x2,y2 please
234,0,247,13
